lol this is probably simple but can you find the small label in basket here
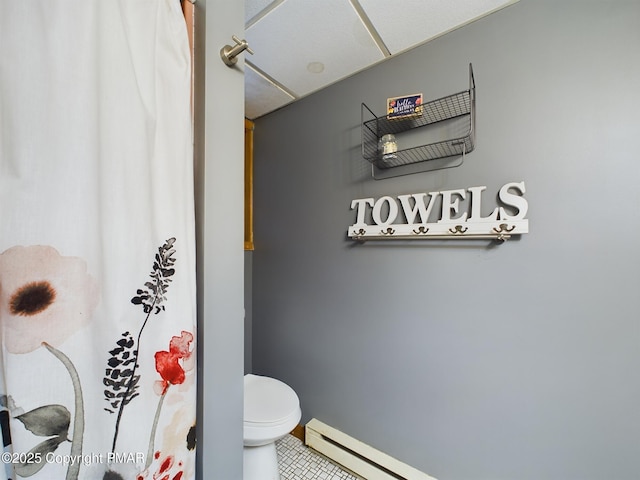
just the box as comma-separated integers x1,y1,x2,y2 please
387,94,423,120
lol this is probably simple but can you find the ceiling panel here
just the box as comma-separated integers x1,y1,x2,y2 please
245,0,278,25
245,0,385,98
245,65,295,119
360,0,519,54
244,0,520,119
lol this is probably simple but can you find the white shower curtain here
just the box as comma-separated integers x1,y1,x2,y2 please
0,1,196,479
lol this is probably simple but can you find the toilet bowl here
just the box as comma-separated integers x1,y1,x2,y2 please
244,374,301,480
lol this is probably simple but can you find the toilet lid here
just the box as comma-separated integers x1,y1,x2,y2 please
244,374,300,425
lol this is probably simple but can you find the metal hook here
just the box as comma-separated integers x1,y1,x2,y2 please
449,225,468,235
492,223,516,234
220,35,254,66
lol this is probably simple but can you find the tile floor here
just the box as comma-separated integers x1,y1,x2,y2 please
276,434,361,480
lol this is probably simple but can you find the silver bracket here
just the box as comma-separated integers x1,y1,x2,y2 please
220,35,254,67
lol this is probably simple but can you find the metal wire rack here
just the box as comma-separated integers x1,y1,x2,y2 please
361,64,475,176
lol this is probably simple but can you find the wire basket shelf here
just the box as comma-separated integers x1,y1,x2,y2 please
361,64,475,173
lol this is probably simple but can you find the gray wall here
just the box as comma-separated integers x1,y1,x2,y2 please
195,0,245,478
252,1,640,479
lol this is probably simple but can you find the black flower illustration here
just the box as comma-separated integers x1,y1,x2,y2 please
107,238,177,453
103,332,140,413
131,238,176,314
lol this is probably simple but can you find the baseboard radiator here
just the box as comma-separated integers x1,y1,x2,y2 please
305,419,437,480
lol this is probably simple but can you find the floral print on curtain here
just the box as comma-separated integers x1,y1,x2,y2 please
0,239,195,480
0,1,197,479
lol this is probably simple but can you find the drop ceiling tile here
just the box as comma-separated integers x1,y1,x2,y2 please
243,0,520,118
246,0,281,26
246,0,385,98
245,64,296,119
360,0,519,54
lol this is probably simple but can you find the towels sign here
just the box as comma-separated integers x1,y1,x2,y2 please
348,181,529,240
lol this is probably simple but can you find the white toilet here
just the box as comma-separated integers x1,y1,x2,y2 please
244,374,302,480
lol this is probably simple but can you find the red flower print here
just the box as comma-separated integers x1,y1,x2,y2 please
154,331,194,395
138,453,185,480
158,454,174,476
